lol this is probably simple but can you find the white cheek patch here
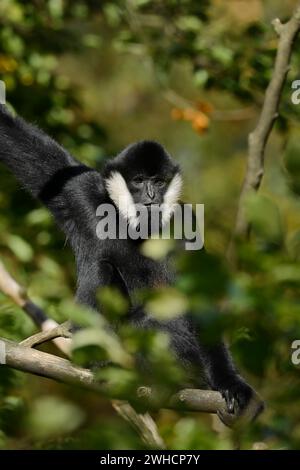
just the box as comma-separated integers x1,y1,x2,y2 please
105,171,182,229
162,173,182,224
105,171,139,228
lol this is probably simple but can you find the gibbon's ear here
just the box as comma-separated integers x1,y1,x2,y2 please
105,171,138,228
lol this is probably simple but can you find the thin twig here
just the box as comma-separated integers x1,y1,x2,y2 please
20,321,73,348
112,401,166,449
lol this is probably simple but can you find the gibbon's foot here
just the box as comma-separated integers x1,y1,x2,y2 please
221,378,254,414
216,378,264,427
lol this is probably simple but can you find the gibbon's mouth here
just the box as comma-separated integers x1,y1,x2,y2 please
142,202,160,207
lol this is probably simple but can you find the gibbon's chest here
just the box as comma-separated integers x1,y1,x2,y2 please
102,238,174,292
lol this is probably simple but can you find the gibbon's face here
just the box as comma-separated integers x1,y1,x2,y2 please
127,173,172,206
105,170,182,229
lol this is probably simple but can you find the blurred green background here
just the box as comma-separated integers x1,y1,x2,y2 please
1,0,300,450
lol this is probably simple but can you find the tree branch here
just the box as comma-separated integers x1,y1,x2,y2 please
20,321,73,348
229,4,300,255
0,336,227,413
0,336,264,427
111,400,165,448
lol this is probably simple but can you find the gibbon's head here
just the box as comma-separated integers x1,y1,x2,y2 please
103,141,182,228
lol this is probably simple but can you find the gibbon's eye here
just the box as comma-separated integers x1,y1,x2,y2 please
155,179,165,187
132,176,144,186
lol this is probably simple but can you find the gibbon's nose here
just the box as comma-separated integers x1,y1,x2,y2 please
146,182,155,200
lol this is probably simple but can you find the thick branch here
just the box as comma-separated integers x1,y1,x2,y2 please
231,4,300,245
137,385,226,414
0,337,97,388
0,337,227,414
0,336,264,427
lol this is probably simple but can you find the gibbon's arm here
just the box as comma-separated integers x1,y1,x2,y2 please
0,105,103,241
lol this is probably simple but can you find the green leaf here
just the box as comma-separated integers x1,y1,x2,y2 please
27,396,85,439
176,16,203,32
211,46,234,66
140,238,174,260
103,4,122,27
48,0,63,19
193,69,209,88
97,286,128,320
6,234,33,262
145,287,188,320
26,208,51,225
72,327,132,368
272,264,300,284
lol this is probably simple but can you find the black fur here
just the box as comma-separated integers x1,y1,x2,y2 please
0,104,257,417
103,141,180,180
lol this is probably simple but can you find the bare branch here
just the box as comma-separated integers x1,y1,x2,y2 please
272,18,284,36
112,400,166,449
20,321,73,348
0,337,97,388
0,337,264,426
137,385,225,413
229,4,300,256
0,336,227,413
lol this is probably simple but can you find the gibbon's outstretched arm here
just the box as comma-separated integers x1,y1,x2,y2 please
0,105,103,242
